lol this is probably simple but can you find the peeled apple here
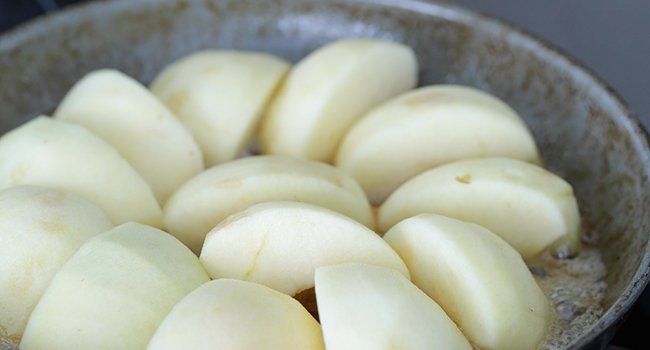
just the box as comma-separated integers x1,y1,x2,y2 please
384,214,551,350
260,39,417,162
55,69,203,203
20,223,209,350
0,117,163,227
165,155,374,252
151,50,289,166
379,157,580,259
0,186,112,343
147,279,324,350
336,85,540,204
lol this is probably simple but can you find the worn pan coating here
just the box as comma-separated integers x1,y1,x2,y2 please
0,0,648,349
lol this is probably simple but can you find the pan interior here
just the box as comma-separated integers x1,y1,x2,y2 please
0,0,648,349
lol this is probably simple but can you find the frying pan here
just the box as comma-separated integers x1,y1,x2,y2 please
0,0,648,349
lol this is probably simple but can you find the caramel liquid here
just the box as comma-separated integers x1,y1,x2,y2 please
532,245,607,349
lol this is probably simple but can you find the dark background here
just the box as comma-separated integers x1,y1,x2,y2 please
0,0,648,348
453,0,650,130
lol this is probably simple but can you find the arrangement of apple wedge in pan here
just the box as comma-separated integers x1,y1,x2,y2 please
0,38,606,350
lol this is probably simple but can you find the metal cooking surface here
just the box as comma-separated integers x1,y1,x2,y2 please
0,0,647,349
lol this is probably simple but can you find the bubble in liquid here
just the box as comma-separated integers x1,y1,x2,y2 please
535,244,607,350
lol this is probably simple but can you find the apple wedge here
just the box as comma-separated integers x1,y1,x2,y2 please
0,186,112,344
384,214,551,350
54,69,204,203
147,279,324,350
200,201,408,299
336,85,541,204
20,223,209,350
315,263,471,350
0,117,163,227
164,155,374,253
260,39,417,162
151,51,289,166
379,157,580,258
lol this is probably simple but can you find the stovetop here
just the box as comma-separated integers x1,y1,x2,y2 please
0,0,647,349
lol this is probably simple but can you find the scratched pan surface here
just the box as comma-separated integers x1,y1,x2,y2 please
0,0,648,349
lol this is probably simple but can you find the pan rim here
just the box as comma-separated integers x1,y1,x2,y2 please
0,0,648,348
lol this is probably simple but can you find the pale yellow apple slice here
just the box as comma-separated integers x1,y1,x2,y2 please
0,186,112,344
147,279,324,350
164,155,374,253
379,157,580,258
20,223,209,350
199,201,408,298
151,51,289,166
260,39,417,162
54,69,204,203
0,117,163,227
384,214,551,350
336,85,541,204
315,263,471,350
